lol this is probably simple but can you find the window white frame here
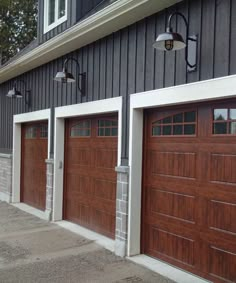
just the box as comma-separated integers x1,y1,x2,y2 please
44,0,68,34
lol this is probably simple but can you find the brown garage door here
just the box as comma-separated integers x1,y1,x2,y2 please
64,114,118,239
142,101,236,283
21,122,48,210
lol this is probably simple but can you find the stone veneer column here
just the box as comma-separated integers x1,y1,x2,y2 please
45,159,54,220
115,165,129,257
0,153,12,203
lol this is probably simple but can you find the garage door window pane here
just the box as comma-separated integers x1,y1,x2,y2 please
163,126,171,135
214,109,227,121
184,125,195,135
25,127,37,139
98,120,118,137
162,116,172,124
184,111,196,122
173,125,182,135
40,125,48,138
152,126,161,136
229,109,236,119
71,120,91,137
173,113,183,123
213,123,227,134
230,122,236,134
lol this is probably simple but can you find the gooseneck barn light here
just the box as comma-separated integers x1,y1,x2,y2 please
153,12,198,71
6,79,31,107
54,57,86,96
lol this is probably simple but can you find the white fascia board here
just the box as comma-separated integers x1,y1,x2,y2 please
0,0,181,84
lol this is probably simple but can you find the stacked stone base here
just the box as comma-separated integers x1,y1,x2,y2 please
0,153,12,202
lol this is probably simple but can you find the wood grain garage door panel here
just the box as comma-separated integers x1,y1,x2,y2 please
64,115,117,239
142,102,236,283
21,122,48,211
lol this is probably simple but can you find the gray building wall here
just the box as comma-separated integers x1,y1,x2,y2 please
0,0,234,159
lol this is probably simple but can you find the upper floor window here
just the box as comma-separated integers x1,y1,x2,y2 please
44,0,67,33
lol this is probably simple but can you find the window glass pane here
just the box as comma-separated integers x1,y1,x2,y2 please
229,122,236,134
105,128,111,136
98,128,104,136
163,126,171,135
162,116,172,124
152,126,161,136
25,127,37,139
58,0,66,18
184,111,196,122
48,0,55,25
213,123,227,134
214,109,227,121
229,109,236,120
99,120,104,127
184,125,195,135
173,113,183,123
173,125,182,135
105,120,112,127
111,128,118,136
70,120,91,137
112,120,118,126
40,125,48,138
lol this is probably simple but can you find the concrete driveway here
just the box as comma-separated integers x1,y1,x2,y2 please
0,201,175,283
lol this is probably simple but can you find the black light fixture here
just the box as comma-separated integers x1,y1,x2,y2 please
6,80,31,107
54,57,86,96
153,12,198,72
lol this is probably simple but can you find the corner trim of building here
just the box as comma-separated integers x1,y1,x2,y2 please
128,75,236,256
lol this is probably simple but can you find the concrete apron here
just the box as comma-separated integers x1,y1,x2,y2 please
0,201,175,283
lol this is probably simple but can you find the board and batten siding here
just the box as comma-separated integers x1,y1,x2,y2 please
0,0,234,161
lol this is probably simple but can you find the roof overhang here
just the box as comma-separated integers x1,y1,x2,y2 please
0,0,182,84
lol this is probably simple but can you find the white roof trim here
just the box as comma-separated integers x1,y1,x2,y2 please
0,0,181,84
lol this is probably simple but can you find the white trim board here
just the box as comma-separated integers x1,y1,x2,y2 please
12,109,51,204
128,255,210,283
0,0,181,84
12,203,51,221
127,75,236,276
53,97,123,222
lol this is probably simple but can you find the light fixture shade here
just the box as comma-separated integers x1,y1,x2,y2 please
6,87,23,98
54,69,76,83
153,31,186,51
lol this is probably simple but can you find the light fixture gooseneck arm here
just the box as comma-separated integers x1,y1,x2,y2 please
63,57,83,92
13,79,31,107
167,12,197,68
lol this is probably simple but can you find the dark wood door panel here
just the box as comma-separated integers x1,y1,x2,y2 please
64,115,118,239
21,122,48,211
142,102,236,282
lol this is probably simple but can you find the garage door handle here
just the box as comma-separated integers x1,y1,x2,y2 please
59,161,63,169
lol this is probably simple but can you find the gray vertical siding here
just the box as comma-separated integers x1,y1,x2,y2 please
0,0,235,157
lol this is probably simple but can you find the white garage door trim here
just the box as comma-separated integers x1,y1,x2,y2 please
12,109,51,212
53,97,123,222
128,75,236,281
